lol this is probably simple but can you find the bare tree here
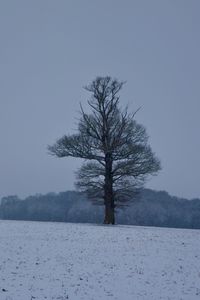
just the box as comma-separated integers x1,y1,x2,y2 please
48,77,161,224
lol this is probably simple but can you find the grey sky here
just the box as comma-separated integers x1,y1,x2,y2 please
0,0,200,199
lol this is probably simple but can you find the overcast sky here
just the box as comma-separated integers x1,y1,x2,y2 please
0,0,200,200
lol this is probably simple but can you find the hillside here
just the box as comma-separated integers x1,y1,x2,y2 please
0,220,199,299
1,189,200,229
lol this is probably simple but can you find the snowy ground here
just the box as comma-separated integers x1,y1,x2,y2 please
0,220,200,300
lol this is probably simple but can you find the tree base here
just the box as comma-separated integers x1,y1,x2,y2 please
103,214,115,225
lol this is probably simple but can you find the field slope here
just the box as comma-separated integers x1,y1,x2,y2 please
0,220,200,299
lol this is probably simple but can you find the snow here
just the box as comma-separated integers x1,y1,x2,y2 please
0,220,200,300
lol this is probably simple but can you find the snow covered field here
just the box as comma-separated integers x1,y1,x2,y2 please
0,220,200,300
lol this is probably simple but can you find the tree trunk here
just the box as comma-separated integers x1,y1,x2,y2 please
103,153,115,224
104,202,115,224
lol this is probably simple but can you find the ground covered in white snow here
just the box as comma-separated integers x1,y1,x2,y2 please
0,220,200,300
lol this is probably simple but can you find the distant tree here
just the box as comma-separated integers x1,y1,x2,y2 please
48,76,161,224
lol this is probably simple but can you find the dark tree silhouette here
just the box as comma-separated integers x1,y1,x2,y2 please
48,77,161,224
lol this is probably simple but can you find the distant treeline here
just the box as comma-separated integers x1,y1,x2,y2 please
0,189,200,229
